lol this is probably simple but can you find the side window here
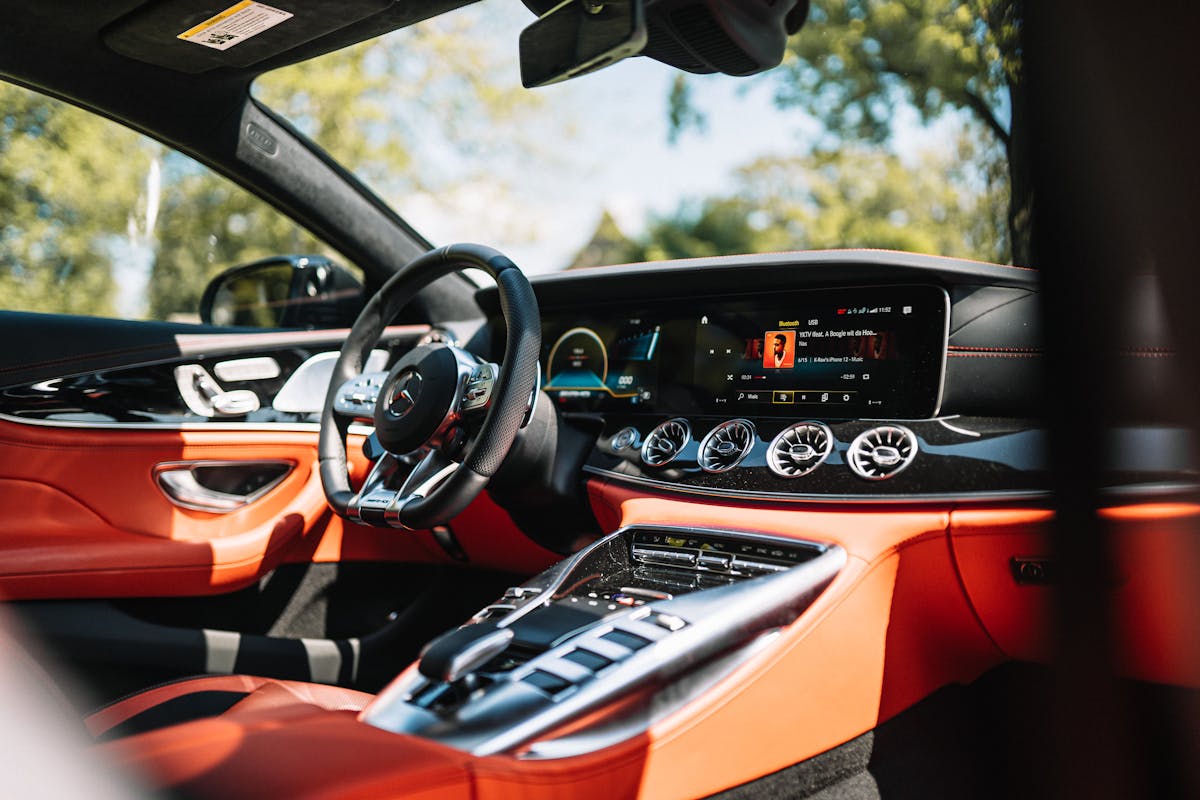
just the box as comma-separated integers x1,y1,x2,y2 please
0,82,356,323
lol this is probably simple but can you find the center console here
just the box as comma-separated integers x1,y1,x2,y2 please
363,527,845,756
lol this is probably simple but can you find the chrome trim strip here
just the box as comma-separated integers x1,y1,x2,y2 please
584,463,1052,503
937,416,983,437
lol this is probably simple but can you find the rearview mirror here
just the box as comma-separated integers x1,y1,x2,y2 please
520,0,648,88
199,255,365,329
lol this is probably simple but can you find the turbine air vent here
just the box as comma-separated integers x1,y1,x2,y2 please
641,418,691,467
698,419,756,473
767,422,834,478
847,425,918,481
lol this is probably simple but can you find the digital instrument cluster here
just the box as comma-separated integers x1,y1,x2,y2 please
541,285,948,419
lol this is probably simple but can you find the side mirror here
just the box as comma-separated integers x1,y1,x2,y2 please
199,255,365,329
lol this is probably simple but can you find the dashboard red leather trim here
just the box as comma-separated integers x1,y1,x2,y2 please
952,503,1200,687
0,421,555,599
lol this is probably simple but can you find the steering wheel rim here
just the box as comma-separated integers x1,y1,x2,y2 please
318,243,540,530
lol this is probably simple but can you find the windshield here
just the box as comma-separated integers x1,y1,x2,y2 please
256,0,1021,275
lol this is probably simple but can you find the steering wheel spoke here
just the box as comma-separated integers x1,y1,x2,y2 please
397,447,460,499
349,448,460,529
332,370,389,418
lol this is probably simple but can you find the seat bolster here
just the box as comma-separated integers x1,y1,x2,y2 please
86,675,372,739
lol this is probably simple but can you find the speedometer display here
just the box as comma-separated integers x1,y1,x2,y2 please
543,321,661,410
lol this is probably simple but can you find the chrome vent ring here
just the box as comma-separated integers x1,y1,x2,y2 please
847,425,918,480
641,418,691,467
767,422,834,478
698,419,756,473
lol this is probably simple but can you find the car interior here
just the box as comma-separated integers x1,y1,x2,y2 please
1,1,1198,798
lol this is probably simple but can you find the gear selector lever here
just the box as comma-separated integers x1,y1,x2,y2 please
418,621,514,685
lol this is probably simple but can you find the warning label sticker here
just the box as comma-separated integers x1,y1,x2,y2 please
178,1,294,51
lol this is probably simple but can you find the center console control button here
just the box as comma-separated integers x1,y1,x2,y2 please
698,552,733,571
631,546,697,568
731,557,789,575
534,657,595,684
617,586,674,601
600,629,652,652
652,613,688,632
562,648,613,671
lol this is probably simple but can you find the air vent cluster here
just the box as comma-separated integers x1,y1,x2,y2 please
641,418,691,467
698,419,756,473
767,422,833,478
846,425,918,480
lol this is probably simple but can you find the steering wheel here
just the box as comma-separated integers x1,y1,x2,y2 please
319,243,540,530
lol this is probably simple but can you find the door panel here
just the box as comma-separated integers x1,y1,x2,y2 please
0,422,346,599
0,315,433,600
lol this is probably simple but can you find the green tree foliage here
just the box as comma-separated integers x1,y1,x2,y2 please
0,84,147,316
0,80,337,321
774,0,1024,263
665,0,1022,265
621,124,1007,263
2,8,539,322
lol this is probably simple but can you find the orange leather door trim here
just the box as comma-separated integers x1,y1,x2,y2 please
0,419,560,599
0,421,335,599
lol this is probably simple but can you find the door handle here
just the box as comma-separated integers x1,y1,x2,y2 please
155,461,293,513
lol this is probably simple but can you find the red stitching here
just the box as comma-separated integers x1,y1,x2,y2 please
947,345,1042,353
947,352,1042,358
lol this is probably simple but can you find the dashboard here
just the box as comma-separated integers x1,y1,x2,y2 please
481,251,1191,505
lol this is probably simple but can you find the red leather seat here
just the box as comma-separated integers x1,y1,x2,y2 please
87,675,373,741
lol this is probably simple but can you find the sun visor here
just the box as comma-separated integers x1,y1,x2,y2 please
103,0,395,74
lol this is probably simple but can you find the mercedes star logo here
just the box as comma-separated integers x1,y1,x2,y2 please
386,371,422,418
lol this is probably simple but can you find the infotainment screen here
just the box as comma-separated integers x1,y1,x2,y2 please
688,285,948,418
540,285,948,419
